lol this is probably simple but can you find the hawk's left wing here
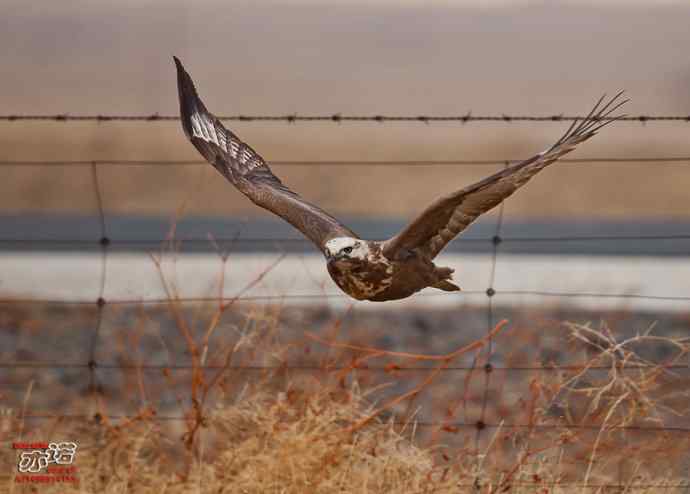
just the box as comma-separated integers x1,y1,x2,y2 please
174,57,359,253
382,93,627,260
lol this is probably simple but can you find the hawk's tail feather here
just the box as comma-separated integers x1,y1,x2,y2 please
432,280,461,292
432,266,461,291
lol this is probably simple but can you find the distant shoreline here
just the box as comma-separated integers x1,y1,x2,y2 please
1,214,688,256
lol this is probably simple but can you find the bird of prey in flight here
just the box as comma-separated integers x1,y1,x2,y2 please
174,57,626,302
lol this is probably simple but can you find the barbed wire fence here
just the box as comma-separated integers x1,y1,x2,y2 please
2,113,690,490
3,113,690,122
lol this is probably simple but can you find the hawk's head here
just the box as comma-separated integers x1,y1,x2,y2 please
324,237,370,266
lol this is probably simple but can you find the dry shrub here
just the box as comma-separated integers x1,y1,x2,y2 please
9,384,438,493
5,311,690,493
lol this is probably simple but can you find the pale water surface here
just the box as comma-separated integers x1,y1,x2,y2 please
1,253,687,312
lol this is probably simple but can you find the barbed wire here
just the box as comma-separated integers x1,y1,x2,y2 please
2,113,690,123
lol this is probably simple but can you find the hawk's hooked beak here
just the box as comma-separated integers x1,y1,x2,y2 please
326,250,342,263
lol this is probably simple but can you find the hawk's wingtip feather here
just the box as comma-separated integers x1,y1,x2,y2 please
173,56,186,78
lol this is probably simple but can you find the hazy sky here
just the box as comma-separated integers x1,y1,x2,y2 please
3,0,690,115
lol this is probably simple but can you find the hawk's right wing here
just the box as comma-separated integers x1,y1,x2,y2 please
382,93,627,260
174,57,358,253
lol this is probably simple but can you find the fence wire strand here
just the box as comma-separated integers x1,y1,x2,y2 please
1,289,689,306
1,234,690,246
86,163,108,412
2,362,688,371
2,157,690,167
13,415,690,434
469,166,508,483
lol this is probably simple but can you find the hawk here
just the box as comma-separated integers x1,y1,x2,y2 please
174,57,626,302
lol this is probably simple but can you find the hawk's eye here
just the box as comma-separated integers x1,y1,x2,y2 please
342,246,353,254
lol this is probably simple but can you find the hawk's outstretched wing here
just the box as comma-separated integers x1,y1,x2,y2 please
382,93,627,260
174,57,358,253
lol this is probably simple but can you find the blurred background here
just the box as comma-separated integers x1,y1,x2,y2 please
1,0,690,484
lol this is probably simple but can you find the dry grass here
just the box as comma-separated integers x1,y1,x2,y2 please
4,310,690,492
3,250,690,493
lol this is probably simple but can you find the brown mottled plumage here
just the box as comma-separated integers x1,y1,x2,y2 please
174,57,627,302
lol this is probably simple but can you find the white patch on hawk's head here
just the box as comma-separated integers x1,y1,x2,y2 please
324,237,370,262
